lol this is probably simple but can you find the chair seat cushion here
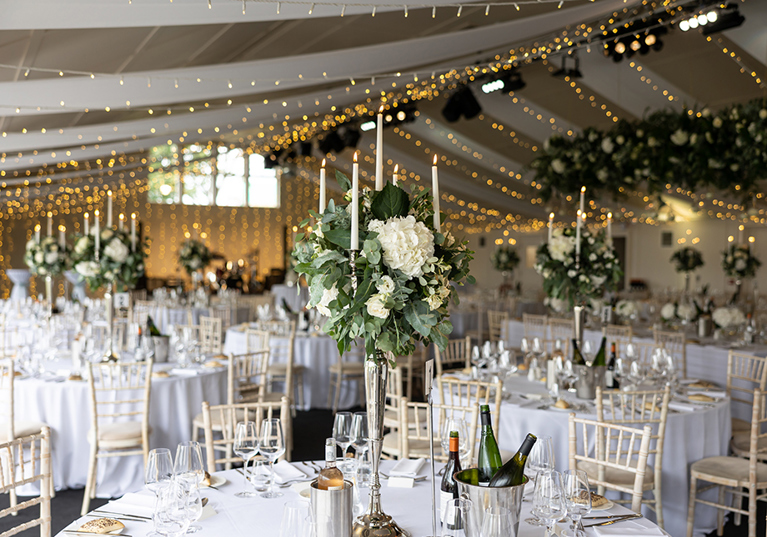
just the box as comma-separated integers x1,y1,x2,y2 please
730,432,767,459
732,418,751,433
0,420,46,442
90,421,150,449
691,456,767,485
329,362,365,373
576,460,655,488
267,363,306,374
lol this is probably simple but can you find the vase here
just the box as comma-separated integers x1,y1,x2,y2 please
64,270,87,303
7,269,31,302
44,275,53,309
353,354,410,537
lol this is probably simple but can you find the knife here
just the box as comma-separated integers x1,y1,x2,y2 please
84,514,149,523
582,514,642,527
582,514,641,520
92,509,152,520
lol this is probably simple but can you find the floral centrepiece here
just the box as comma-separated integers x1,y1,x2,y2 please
615,299,639,320
534,226,622,311
491,246,520,273
712,306,746,329
722,244,761,279
24,237,69,276
292,174,474,360
178,239,212,276
660,302,696,323
71,229,146,290
671,247,704,273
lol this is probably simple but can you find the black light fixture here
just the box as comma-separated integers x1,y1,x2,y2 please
702,3,744,35
606,26,665,62
480,68,526,94
552,53,582,78
442,86,482,122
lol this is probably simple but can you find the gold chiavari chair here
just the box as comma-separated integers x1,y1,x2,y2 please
522,313,548,341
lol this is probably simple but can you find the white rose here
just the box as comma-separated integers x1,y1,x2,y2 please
713,117,723,128
670,129,689,146
547,297,567,313
616,135,625,145
677,304,695,321
315,226,324,238
601,137,614,154
369,215,434,279
588,131,598,143
365,293,390,319
74,237,90,254
636,129,644,138
426,294,442,311
597,168,609,181
315,284,339,317
660,303,676,320
590,275,606,287
26,239,36,250
567,269,577,278
551,159,566,174
104,238,130,264
589,253,597,262
44,252,59,265
34,252,44,264
735,259,747,271
377,276,395,294
101,229,114,241
75,261,99,278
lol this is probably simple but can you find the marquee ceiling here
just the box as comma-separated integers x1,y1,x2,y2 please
1,0,765,230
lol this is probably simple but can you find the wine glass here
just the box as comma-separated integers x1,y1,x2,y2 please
532,337,545,360
180,480,203,534
259,418,286,498
153,480,191,537
350,412,369,459
233,421,259,498
480,506,513,537
563,469,591,537
442,497,477,537
279,500,311,537
582,340,595,366
440,418,469,461
173,442,204,488
525,435,555,526
533,470,567,537
333,412,353,458
145,448,173,495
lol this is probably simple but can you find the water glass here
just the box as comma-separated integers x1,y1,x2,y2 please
153,480,191,537
442,498,476,537
563,470,591,537
173,442,204,488
248,456,272,491
525,435,555,526
533,470,567,537
333,412,353,458
279,500,311,537
233,421,259,498
259,418,286,498
440,418,468,459
145,448,173,495
480,506,512,537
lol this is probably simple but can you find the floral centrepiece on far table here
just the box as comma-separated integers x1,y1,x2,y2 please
25,236,69,276
72,229,146,290
712,306,746,329
292,173,474,359
535,226,622,311
178,239,213,276
615,299,639,320
722,244,761,279
491,245,520,273
671,247,704,273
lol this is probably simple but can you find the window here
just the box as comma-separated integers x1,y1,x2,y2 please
147,143,280,208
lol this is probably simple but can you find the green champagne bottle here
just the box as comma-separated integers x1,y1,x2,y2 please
146,315,162,337
477,405,502,485
571,338,586,366
592,336,607,367
488,433,537,487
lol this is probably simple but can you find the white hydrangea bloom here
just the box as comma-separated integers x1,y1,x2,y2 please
368,215,434,279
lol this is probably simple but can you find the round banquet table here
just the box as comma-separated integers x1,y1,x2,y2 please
485,374,730,537
223,325,362,410
60,460,670,537
14,357,227,497
270,284,309,313
148,304,250,334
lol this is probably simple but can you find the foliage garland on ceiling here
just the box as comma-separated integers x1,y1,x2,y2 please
530,97,767,206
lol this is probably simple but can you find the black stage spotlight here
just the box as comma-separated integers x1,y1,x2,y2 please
341,126,361,149
552,54,583,77
702,4,744,35
318,131,345,154
442,86,481,122
299,141,313,157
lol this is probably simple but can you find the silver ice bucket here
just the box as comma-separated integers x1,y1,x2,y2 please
310,479,353,537
455,468,527,537
152,335,170,363
574,365,605,400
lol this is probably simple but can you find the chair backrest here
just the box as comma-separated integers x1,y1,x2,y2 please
88,360,153,441
596,386,670,488
568,413,653,513
237,295,274,322
244,330,270,353
132,299,154,325
603,324,633,347
199,316,223,354
227,350,271,405
437,377,503,434
0,426,52,537
0,358,15,441
434,337,471,377
200,398,290,472
385,365,404,422
252,320,295,338
746,389,767,483
548,318,574,341
487,310,510,343
726,351,767,417
208,306,232,331
541,338,570,358
175,324,202,345
615,340,660,369
653,329,687,378
522,313,548,340
399,397,480,463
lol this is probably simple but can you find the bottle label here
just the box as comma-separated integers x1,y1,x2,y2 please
605,370,614,388
439,490,454,524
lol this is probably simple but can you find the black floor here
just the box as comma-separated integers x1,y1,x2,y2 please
0,408,343,536
0,406,758,537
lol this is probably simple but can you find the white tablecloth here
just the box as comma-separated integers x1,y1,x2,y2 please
148,305,250,334
270,284,310,313
488,374,730,537
223,326,361,410
15,359,227,497
58,460,668,537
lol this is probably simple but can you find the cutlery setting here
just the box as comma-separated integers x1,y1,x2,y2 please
581,513,643,527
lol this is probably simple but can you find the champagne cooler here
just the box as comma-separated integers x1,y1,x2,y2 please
573,364,605,400
454,469,526,537
310,480,353,537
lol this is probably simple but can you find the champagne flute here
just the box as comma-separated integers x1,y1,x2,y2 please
333,412,353,458
533,470,567,537
181,480,203,534
582,340,595,366
350,412,369,459
524,435,555,526
259,418,286,498
173,442,204,488
145,448,174,495
233,421,259,498
563,469,591,537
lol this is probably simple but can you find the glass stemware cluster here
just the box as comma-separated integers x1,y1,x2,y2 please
471,340,516,381
233,418,286,498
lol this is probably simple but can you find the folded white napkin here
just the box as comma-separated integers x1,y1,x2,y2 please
669,401,699,412
592,519,665,536
272,460,310,484
170,368,201,376
688,390,726,399
389,458,425,477
109,491,156,518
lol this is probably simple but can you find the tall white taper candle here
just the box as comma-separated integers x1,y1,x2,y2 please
575,209,582,261
59,226,66,249
107,190,113,228
84,212,90,235
319,159,327,213
119,213,125,232
94,210,100,258
47,212,52,237
607,212,613,247
131,213,137,252
432,155,441,234
351,153,360,250
392,164,399,186
35,224,40,244
548,212,554,243
375,106,384,191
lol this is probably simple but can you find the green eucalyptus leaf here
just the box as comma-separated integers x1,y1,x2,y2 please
322,229,351,249
371,182,410,220
335,170,352,192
